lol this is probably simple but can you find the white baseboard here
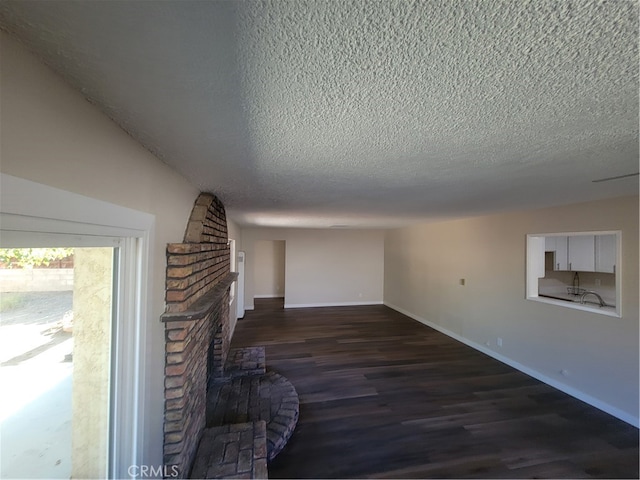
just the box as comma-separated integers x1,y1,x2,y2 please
254,294,284,299
284,301,383,309
384,301,639,428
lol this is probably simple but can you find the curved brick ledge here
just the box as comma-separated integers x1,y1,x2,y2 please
263,372,299,462
207,371,299,462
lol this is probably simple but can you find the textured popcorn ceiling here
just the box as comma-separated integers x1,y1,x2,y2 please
0,0,637,228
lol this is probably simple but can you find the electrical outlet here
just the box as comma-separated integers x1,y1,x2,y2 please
459,278,465,286
497,337,503,347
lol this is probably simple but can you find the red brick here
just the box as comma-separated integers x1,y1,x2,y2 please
165,376,185,389
166,289,189,302
195,193,214,206
165,363,187,376
165,432,183,444
165,387,184,399
164,303,187,313
167,277,191,289
166,353,185,366
166,243,190,254
165,410,183,422
163,441,183,455
164,420,184,433
166,341,185,353
167,327,188,341
165,320,192,331
165,396,186,410
167,266,193,278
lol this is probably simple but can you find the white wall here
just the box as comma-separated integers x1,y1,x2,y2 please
242,228,384,309
254,240,285,298
0,33,200,467
384,195,639,425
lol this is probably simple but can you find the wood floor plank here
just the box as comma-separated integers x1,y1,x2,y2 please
230,299,639,478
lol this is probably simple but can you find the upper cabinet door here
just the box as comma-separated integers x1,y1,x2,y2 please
545,236,568,270
595,234,616,273
555,236,568,271
568,235,595,272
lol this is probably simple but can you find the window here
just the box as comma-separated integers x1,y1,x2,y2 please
526,231,621,317
0,174,154,478
1,246,117,479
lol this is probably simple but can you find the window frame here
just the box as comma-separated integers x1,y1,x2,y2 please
0,173,154,478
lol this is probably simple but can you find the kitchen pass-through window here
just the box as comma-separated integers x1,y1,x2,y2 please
526,231,621,318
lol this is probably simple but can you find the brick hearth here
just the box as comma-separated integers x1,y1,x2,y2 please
190,421,269,479
208,348,299,462
190,347,300,478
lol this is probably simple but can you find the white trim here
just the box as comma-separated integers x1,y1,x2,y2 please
527,295,620,318
534,230,622,237
0,174,153,236
0,229,125,248
109,236,152,479
236,251,246,319
254,294,285,299
0,173,155,476
284,301,383,309
384,301,639,428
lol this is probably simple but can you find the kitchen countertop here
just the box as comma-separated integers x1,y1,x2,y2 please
538,290,616,310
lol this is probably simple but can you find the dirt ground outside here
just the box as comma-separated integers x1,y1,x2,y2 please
0,291,74,479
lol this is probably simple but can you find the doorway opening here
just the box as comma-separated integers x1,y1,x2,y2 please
253,240,285,309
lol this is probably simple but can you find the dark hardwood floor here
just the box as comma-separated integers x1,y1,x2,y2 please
230,299,639,479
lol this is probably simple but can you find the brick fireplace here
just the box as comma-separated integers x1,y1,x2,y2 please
161,193,237,478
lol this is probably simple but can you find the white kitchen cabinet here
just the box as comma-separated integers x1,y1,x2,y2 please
595,234,616,273
568,235,595,272
545,236,568,270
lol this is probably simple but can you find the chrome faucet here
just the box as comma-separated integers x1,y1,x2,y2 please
580,291,606,307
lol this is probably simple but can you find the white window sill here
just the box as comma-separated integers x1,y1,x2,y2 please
528,295,621,318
